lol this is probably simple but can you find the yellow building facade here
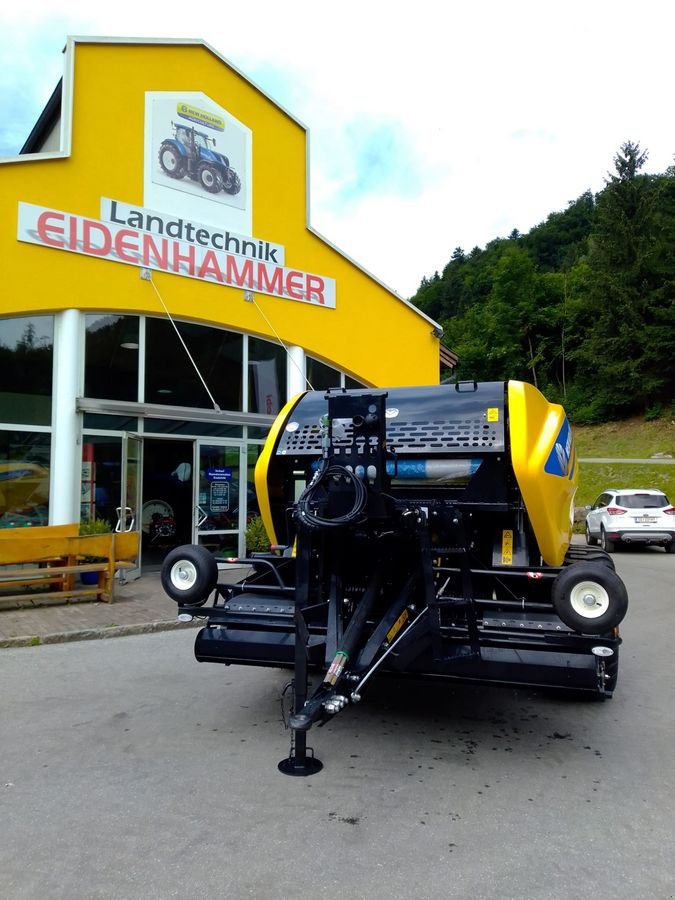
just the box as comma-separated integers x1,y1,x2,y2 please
0,37,444,566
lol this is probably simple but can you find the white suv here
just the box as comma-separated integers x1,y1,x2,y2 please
585,488,675,553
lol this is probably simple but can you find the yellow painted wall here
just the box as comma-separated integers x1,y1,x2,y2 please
0,39,440,388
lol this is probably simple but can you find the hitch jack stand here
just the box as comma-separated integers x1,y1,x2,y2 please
278,606,323,776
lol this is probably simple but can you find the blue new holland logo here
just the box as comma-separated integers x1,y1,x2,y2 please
544,418,574,478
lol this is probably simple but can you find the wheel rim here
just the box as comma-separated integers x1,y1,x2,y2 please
169,559,198,591
162,150,177,172
569,580,610,619
202,170,215,187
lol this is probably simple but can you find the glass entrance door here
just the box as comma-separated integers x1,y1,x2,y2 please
117,433,142,578
194,442,245,558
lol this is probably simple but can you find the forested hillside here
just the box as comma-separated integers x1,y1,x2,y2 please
411,142,675,423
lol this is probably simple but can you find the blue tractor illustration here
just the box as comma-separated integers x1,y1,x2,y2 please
158,123,241,195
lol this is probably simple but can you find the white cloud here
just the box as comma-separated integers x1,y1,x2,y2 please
1,0,674,297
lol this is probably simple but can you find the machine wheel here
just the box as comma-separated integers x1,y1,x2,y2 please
564,544,615,570
198,164,223,193
158,143,186,179
667,541,675,554
600,527,616,553
160,544,218,606
223,170,242,194
552,563,628,634
585,523,598,546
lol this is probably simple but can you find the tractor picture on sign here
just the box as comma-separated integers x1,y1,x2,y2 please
158,122,241,197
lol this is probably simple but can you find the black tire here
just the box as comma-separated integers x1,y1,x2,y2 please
160,544,218,606
667,541,675,554
600,527,616,553
552,563,628,634
223,170,241,195
564,544,615,571
585,523,598,546
158,143,186,179
198,163,223,193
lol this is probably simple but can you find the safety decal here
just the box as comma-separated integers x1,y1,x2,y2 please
501,529,513,565
386,609,409,644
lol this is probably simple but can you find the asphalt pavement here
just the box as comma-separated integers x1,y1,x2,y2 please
2,546,674,900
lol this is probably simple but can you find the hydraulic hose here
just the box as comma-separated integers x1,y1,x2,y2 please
294,461,368,530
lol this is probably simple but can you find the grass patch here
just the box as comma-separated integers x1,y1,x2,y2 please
574,414,674,459
576,463,675,507
574,414,675,507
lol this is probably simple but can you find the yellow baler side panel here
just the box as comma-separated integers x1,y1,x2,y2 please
508,381,578,566
254,393,305,547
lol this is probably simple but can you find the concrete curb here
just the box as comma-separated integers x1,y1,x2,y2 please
0,617,200,649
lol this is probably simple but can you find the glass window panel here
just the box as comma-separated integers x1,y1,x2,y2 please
0,316,53,426
84,315,139,401
247,427,270,440
145,318,242,410
246,444,263,519
345,375,366,389
197,533,239,558
144,419,242,438
307,357,341,392
248,337,287,415
81,436,122,528
83,414,139,431
0,430,51,528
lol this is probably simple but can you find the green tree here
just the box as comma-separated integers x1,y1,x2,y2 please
411,141,675,423
576,142,674,416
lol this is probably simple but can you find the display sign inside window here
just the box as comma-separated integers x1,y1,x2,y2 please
209,482,230,512
206,467,232,482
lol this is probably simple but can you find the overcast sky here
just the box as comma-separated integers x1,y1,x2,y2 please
2,1,674,299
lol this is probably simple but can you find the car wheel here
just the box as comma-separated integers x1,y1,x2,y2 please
585,523,598,546
160,544,218,606
600,527,616,553
552,563,628,634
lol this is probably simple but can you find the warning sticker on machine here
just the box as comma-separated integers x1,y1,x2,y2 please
386,609,409,644
487,408,499,422
501,529,514,565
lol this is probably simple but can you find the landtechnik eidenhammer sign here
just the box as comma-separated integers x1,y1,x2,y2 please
17,200,336,308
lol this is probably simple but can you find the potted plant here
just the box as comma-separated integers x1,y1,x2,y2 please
78,518,112,583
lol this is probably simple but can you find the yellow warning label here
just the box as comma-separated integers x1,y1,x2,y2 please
386,609,409,644
501,529,513,565
487,407,499,422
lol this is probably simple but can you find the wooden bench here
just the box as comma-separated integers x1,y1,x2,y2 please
0,523,80,541
0,527,140,609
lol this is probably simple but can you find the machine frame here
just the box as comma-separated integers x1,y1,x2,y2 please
162,382,627,774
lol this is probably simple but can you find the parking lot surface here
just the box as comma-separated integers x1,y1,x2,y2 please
1,549,674,899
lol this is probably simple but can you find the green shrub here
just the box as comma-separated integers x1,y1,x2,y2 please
644,404,663,422
79,518,112,563
79,518,112,535
245,515,270,554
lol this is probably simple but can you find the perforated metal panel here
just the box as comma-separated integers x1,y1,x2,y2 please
276,384,506,456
